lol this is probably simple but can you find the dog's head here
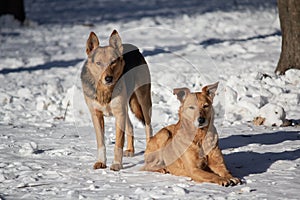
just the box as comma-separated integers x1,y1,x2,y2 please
86,30,125,87
173,82,218,129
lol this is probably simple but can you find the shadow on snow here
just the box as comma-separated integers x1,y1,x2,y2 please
219,130,300,178
200,30,281,48
0,58,83,74
142,30,281,56
24,0,277,25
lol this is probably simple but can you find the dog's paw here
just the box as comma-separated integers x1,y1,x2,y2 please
228,177,242,186
110,163,123,171
218,177,241,187
156,168,168,174
93,161,107,169
124,149,134,157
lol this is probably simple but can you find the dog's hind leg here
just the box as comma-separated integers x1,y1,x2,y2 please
123,93,144,157
124,111,134,157
134,84,153,142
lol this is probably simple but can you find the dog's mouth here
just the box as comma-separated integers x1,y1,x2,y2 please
194,117,209,129
104,82,114,87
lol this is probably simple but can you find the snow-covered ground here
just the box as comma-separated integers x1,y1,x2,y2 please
1,0,299,199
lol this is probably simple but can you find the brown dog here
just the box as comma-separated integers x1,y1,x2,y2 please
81,30,152,171
143,82,241,186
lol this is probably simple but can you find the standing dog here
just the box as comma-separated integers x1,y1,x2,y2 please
143,82,241,186
81,30,152,171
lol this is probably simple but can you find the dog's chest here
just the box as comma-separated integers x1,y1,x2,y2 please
187,143,209,169
92,100,113,116
189,144,207,165
197,155,208,169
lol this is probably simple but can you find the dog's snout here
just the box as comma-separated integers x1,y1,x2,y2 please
198,117,206,125
105,76,113,83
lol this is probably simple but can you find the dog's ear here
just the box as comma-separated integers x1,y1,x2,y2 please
173,88,190,103
202,82,219,100
109,30,123,56
86,32,99,56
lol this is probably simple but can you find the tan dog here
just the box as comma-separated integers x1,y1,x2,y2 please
81,30,152,171
143,82,241,186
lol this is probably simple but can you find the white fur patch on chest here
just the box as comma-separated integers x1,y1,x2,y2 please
92,100,113,116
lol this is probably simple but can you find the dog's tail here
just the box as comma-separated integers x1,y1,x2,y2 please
129,93,145,125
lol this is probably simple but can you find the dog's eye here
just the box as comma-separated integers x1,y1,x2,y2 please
96,61,101,66
189,106,195,110
110,59,118,65
203,103,209,108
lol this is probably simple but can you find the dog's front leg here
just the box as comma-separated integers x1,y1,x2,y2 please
110,112,126,171
208,146,241,186
90,109,107,169
181,149,233,186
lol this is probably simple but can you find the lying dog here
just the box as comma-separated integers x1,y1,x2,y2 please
143,82,241,186
81,30,152,171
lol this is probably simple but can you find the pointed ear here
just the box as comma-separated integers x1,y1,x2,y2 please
86,32,99,56
202,82,219,100
109,30,123,56
173,87,190,103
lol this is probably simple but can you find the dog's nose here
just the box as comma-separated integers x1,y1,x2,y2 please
105,76,113,83
198,117,206,125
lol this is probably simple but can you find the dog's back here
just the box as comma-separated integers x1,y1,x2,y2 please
121,44,151,98
122,44,147,74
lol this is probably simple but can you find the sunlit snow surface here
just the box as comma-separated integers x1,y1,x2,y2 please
0,0,299,199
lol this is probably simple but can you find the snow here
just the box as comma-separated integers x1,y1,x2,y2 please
1,0,300,199
258,103,286,126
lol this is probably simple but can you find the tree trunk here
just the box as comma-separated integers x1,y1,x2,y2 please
275,0,300,75
0,0,25,23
